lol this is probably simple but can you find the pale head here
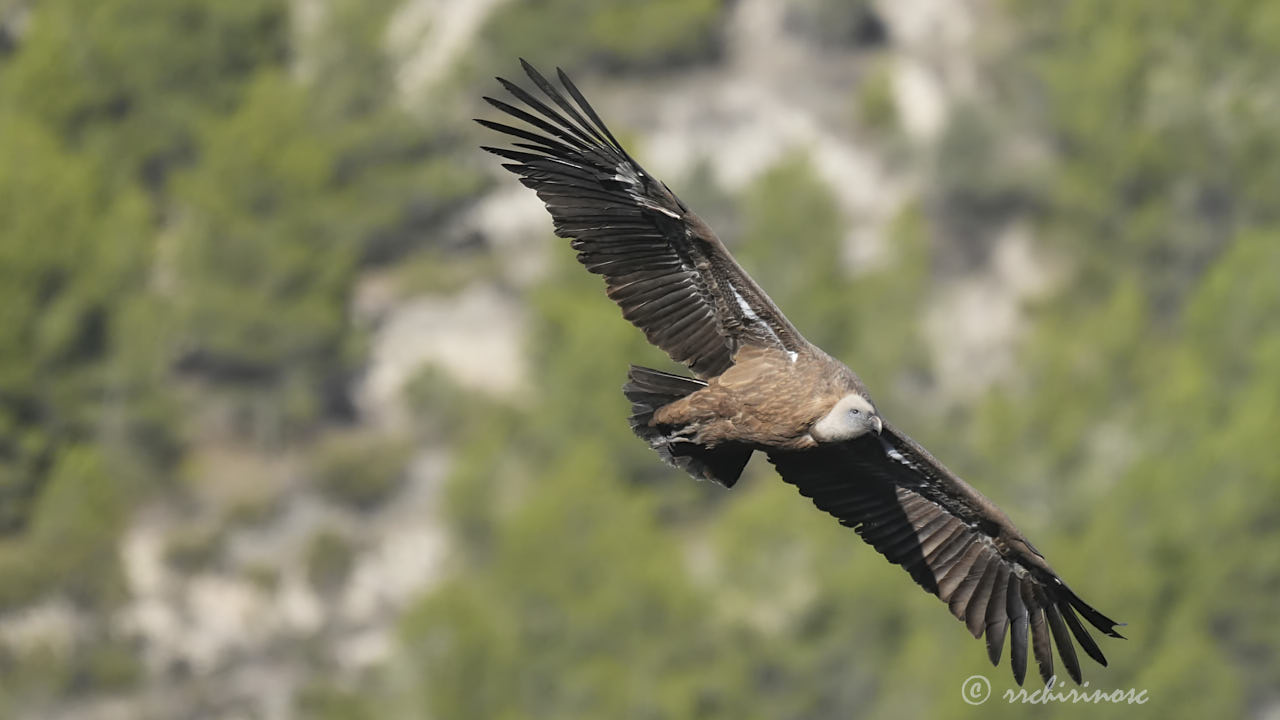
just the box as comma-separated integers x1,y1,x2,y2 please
811,394,882,443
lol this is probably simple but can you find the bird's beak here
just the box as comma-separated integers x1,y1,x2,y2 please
872,415,883,435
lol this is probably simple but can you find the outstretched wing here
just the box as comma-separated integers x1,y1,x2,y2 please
767,423,1123,686
478,60,806,378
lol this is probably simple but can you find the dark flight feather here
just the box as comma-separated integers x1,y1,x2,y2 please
767,423,1123,686
477,60,812,378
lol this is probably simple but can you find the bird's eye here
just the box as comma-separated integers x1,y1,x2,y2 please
849,408,860,415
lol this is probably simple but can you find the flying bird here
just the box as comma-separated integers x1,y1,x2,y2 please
478,60,1123,687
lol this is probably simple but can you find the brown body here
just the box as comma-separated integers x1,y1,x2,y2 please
655,344,864,450
480,60,1124,688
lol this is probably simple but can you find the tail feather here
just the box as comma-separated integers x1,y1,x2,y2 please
623,365,752,488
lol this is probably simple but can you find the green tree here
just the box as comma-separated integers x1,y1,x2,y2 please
169,72,362,438
0,0,288,190
402,446,731,719
0,113,157,540
466,0,725,79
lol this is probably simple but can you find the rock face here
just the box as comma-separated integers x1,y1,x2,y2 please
3,0,1064,718
97,448,450,720
924,223,1060,402
356,282,529,427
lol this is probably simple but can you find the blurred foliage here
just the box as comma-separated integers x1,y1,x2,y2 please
0,0,1277,718
391,246,502,296
171,71,363,436
402,448,734,719
735,154,853,354
0,112,157,535
853,60,899,135
404,365,505,444
243,562,282,594
312,430,411,511
305,528,357,593
78,633,146,693
295,680,381,720
0,0,487,712
0,447,131,611
1011,0,1280,310
929,102,1049,266
1,0,289,189
164,521,227,573
464,0,725,80
0,628,143,711
782,0,885,49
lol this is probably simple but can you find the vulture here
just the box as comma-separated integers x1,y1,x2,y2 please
478,60,1123,687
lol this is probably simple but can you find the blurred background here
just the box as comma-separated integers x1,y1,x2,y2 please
1,0,1278,718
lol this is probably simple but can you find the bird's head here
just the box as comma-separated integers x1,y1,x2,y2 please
811,393,882,443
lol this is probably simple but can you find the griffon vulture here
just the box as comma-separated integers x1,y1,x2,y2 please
478,60,1123,686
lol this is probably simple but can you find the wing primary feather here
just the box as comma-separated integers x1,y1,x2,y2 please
555,64,645,169
1042,592,1082,684
1060,603,1108,666
938,542,985,603
865,517,925,549
919,524,966,558
532,184,627,205
929,532,975,572
520,59,613,149
480,146,578,168
482,96,593,152
495,76,597,149
1024,582,1054,686
1062,586,1126,639
844,498,909,525
950,554,995,636
912,513,955,545
474,118,579,156
653,306,708,339
984,563,1011,666
1007,575,1029,685
964,556,999,638
566,225,658,239
557,66,631,156
597,257,684,281
877,525,936,563
528,173,625,194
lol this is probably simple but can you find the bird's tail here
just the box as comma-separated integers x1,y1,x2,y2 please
622,365,752,488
